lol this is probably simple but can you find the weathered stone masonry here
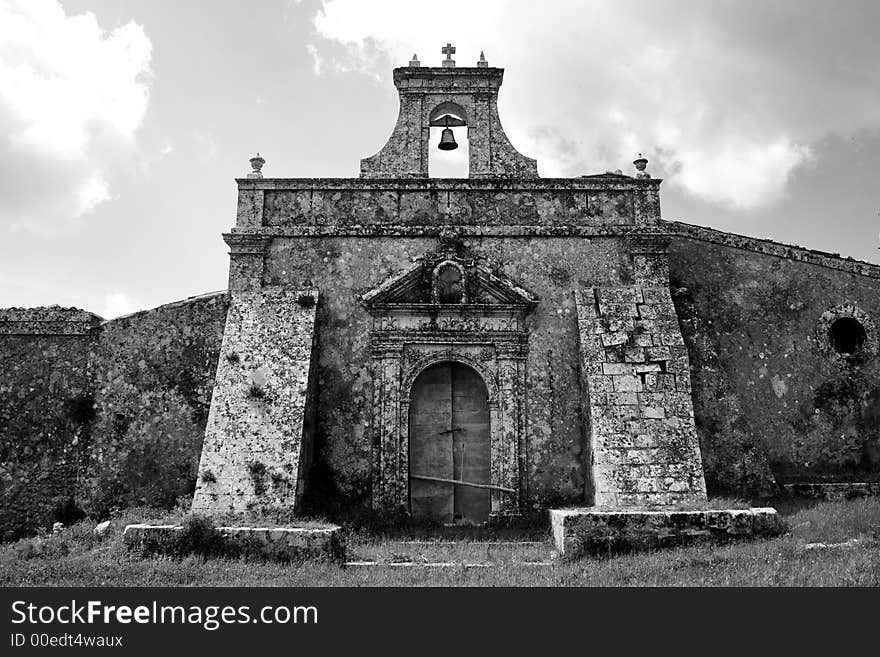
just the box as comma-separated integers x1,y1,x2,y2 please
360,65,538,179
0,308,100,540
192,288,318,513
576,285,706,507
667,226,880,493
226,171,667,515
0,295,227,539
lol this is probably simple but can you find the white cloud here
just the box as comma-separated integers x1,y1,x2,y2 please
305,43,323,76
306,0,880,209
0,0,152,233
193,130,218,161
101,291,141,319
671,137,813,210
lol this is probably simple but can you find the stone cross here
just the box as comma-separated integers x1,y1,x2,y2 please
441,43,456,67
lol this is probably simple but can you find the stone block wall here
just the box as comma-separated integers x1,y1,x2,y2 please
667,222,880,494
82,293,228,515
0,294,228,538
192,288,318,514
575,286,707,507
0,308,100,540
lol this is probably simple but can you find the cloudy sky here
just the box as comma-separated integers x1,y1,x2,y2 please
1,0,879,317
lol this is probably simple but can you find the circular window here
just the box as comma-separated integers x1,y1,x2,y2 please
816,304,876,365
828,317,866,355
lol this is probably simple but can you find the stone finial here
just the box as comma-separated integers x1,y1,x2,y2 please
248,152,265,179
441,43,456,67
633,153,650,179
409,53,420,67
477,51,488,67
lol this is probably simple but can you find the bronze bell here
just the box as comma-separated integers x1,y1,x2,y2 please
438,126,458,150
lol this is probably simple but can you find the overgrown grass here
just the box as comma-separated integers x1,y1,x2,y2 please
785,496,880,543
1,498,878,586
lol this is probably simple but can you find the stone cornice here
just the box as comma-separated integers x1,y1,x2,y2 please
370,330,526,347
226,225,673,239
234,177,663,191
665,220,880,280
223,233,272,254
367,303,531,316
393,66,505,92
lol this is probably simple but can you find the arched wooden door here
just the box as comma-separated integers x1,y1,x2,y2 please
409,362,491,524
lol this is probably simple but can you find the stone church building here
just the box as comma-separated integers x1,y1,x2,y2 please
2,48,879,534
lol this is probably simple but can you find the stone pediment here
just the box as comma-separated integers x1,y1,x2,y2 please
362,251,538,316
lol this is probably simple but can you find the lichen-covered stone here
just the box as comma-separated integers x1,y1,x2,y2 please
265,234,632,509
192,287,318,514
0,308,99,539
550,507,785,559
0,296,227,537
122,522,343,561
239,177,660,228
83,293,228,514
576,285,707,507
668,224,880,494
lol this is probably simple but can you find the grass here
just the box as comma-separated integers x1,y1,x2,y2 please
1,498,878,586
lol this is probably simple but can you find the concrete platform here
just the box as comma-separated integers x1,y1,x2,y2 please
550,507,785,559
123,523,343,561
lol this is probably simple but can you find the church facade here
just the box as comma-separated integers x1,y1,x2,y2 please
3,49,880,534
188,49,878,522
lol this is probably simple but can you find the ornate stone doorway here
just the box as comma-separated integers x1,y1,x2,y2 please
362,241,539,518
409,362,491,524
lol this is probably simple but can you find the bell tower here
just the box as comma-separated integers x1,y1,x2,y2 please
359,45,538,179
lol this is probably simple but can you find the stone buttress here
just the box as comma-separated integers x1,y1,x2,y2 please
575,236,707,507
191,286,318,513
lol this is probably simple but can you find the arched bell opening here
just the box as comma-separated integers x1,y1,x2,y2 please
428,102,469,178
